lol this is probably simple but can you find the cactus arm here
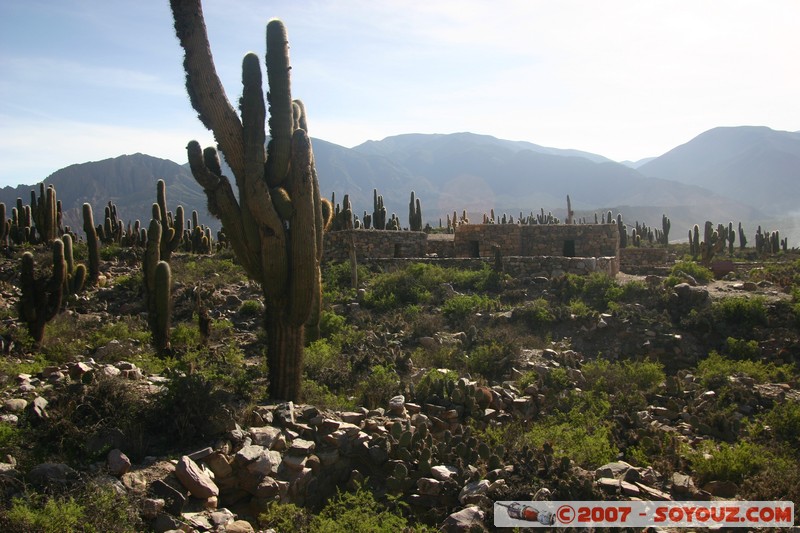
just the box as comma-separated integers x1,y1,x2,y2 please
286,129,317,326
240,51,288,293
186,142,259,278
170,0,245,184
264,19,293,187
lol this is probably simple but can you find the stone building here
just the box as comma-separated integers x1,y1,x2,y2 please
324,223,621,277
452,223,619,259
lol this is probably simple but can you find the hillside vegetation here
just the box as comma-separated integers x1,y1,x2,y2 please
0,236,798,530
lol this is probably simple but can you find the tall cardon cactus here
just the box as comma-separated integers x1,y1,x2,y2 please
171,1,330,400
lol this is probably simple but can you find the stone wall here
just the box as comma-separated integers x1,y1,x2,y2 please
503,256,619,278
323,230,427,262
453,224,619,259
324,224,620,276
619,247,671,274
425,233,456,258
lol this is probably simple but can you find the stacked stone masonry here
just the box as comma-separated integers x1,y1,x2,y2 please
619,247,673,275
324,223,621,277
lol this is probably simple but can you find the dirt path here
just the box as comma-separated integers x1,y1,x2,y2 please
616,272,791,302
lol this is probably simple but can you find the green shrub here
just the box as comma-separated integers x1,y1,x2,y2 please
690,441,771,485
760,401,800,446
711,296,768,329
309,485,412,533
442,293,498,321
696,351,795,388
304,339,351,392
0,422,20,454
665,260,714,286
363,263,439,310
88,319,150,351
543,367,571,390
357,365,400,409
524,416,617,468
723,337,760,359
3,481,141,533
6,496,84,533
259,501,311,533
410,345,464,371
522,390,618,467
466,341,514,381
516,298,555,329
582,358,665,395
319,310,347,338
567,298,594,319
301,380,355,411
238,299,264,318
171,322,201,349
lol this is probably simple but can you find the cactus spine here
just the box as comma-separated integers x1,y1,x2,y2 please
172,4,329,399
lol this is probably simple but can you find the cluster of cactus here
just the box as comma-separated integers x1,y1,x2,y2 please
18,240,67,344
446,210,470,231
617,214,628,248
690,221,729,264
513,208,561,226
372,189,387,230
181,210,214,254
1,185,66,246
96,201,124,244
329,192,354,231
481,209,515,225
755,226,787,254
385,418,504,496
30,184,61,243
408,191,423,231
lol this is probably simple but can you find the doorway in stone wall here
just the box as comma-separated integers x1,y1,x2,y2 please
394,244,402,258
563,239,576,257
469,241,480,258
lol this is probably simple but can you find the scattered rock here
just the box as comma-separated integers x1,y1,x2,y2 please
441,505,486,532
107,448,131,476
175,456,219,499
27,462,77,489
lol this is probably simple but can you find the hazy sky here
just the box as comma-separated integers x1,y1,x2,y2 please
1,0,798,187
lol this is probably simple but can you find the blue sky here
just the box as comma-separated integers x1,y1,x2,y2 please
1,0,798,187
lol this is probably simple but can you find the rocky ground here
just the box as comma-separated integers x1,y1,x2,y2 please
0,249,799,531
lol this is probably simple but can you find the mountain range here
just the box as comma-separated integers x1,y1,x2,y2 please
1,126,797,245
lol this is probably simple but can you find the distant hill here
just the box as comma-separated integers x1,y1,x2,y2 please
638,126,800,213
2,127,796,246
0,154,211,233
